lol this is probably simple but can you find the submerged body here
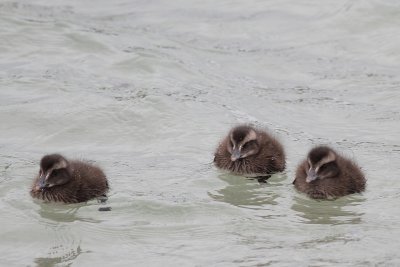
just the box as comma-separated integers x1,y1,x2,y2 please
214,125,285,177
293,146,366,199
30,154,109,203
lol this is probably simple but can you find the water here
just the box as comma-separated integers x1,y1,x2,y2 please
1,0,400,266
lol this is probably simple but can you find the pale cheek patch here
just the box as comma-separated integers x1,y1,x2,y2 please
46,173,50,180
241,148,258,158
242,130,257,144
318,152,336,167
53,160,67,170
307,159,312,168
319,171,332,179
306,160,313,173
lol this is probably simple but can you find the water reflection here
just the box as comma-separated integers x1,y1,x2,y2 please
34,245,87,267
33,204,93,267
36,202,102,224
291,194,365,225
208,173,282,208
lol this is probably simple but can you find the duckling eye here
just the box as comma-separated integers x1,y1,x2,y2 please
52,169,58,175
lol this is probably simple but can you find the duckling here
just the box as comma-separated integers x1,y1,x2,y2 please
213,125,286,178
30,154,109,203
293,146,366,199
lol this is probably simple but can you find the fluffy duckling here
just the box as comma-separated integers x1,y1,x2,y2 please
214,125,286,178
293,146,366,199
30,154,109,203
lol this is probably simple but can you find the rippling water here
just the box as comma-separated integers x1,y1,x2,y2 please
1,0,400,266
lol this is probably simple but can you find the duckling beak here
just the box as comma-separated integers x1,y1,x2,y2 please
306,169,318,183
36,175,48,190
231,148,241,161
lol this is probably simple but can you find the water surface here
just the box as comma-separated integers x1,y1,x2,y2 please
1,0,400,266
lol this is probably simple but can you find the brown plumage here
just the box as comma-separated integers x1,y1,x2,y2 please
293,146,366,199
30,154,109,203
213,125,286,177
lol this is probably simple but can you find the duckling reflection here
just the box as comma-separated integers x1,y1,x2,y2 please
208,173,286,208
36,202,102,223
291,194,365,225
34,245,87,267
33,216,88,266
37,204,81,223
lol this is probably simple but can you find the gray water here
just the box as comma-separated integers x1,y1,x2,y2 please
1,0,400,266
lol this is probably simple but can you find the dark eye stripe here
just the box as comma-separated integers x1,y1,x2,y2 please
243,140,256,148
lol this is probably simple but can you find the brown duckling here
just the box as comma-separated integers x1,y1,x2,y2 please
213,125,286,178
293,146,366,199
30,154,109,203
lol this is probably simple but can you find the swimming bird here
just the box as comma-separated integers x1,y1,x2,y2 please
30,154,109,203
293,146,366,199
213,125,286,179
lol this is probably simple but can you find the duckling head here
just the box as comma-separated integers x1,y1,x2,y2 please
227,126,260,162
306,146,340,183
36,154,72,191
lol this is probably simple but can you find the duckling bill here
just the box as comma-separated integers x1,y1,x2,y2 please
213,125,286,177
293,146,366,199
30,154,109,203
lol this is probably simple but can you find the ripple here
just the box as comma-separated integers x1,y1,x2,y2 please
209,173,282,208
